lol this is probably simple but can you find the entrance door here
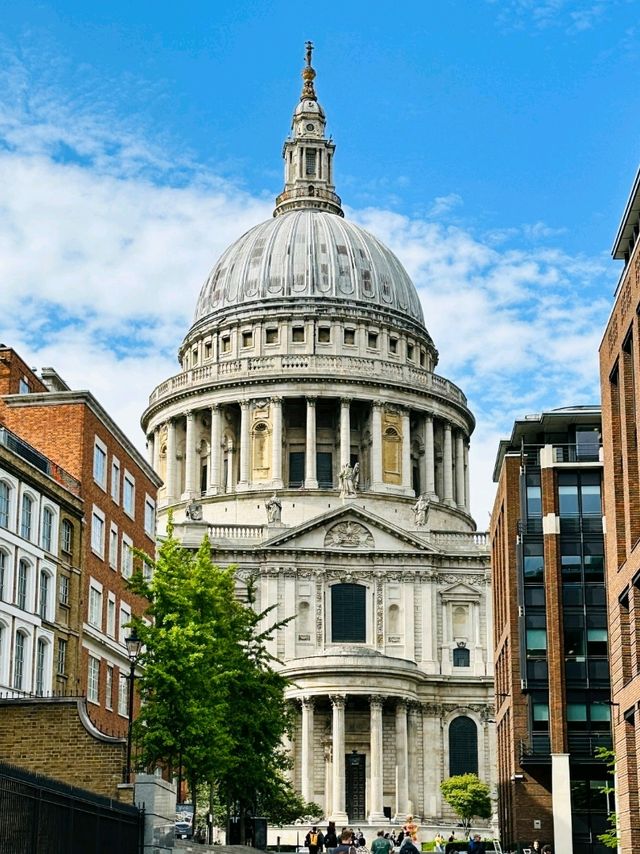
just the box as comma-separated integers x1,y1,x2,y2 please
345,753,366,822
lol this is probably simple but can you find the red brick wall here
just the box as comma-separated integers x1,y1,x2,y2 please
0,347,47,402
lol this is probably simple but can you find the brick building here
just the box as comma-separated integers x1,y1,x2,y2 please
491,408,611,854
599,167,640,851
0,425,83,696
0,346,161,734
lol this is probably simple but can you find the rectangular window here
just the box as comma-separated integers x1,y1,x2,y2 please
367,332,379,349
35,639,46,695
93,439,107,489
581,483,602,516
109,525,118,570
0,482,9,528
221,335,231,353
111,458,120,504
118,673,128,716
13,632,25,689
19,377,29,394
523,541,544,581
567,703,588,728
59,575,69,606
389,337,398,354
587,628,608,657
265,328,278,345
107,595,116,637
292,326,305,343
526,628,547,657
317,327,331,344
20,493,33,540
526,485,542,518
105,665,113,710
119,605,131,645
407,343,415,361
57,638,67,675
89,585,102,629
344,329,356,346
241,331,253,348
122,536,133,578
559,484,579,516
39,571,49,620
41,507,53,552
123,473,135,518
88,656,100,703
62,519,73,553
532,702,549,730
144,497,155,538
143,560,153,582
331,583,366,643
305,148,316,175
17,561,28,610
91,508,105,557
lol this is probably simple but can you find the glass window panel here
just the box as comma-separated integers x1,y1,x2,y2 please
567,703,587,721
591,703,611,722
563,585,583,607
527,486,542,517
559,485,579,516
524,542,544,581
526,629,547,657
564,627,585,658
524,586,546,607
581,484,601,515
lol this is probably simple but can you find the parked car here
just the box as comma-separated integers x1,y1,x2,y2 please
175,820,192,839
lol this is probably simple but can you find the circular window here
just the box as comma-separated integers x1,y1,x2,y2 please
306,123,315,131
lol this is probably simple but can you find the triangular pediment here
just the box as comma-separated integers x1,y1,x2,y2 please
261,504,441,553
440,581,482,600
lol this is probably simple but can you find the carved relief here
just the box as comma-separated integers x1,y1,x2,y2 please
315,575,324,647
382,409,402,485
324,521,374,549
375,575,384,649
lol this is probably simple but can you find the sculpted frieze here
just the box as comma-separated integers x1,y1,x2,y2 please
325,521,374,549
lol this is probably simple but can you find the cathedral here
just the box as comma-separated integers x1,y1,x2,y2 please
141,45,495,829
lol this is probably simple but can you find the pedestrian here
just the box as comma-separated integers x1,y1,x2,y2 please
371,830,392,854
541,847,553,854
531,842,541,853
467,834,486,854
356,830,366,848
325,823,338,850
333,828,357,854
397,836,419,854
305,826,325,854
396,830,404,847
433,832,445,853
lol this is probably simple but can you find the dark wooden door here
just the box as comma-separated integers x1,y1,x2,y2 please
345,753,366,821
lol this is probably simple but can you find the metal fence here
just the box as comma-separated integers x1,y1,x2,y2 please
0,761,143,854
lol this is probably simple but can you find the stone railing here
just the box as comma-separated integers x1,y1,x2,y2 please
148,355,468,407
208,524,266,541
430,531,489,550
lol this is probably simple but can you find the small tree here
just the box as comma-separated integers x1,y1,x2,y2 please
440,774,491,835
595,746,618,850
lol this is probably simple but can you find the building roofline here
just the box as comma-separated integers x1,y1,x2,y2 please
3,391,163,487
612,164,640,259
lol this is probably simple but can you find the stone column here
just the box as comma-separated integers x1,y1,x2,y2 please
238,400,250,490
368,696,386,823
225,445,235,493
464,442,471,513
340,399,351,469
147,431,155,467
183,411,197,499
401,408,412,493
324,744,333,819
371,402,383,489
408,704,421,819
455,430,465,509
394,700,409,820
271,397,284,488
424,415,437,499
208,404,221,494
443,423,455,507
301,697,315,804
330,695,348,823
305,397,318,489
166,419,177,502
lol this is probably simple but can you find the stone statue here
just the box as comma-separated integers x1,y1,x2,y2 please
413,494,430,527
338,463,357,498
185,500,203,522
265,492,282,524
352,461,360,491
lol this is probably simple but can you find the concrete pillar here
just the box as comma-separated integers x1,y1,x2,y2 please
324,746,333,819
208,404,221,494
330,695,348,823
368,696,386,823
147,432,155,467
464,441,470,513
552,753,573,853
166,420,177,502
401,408,412,494
408,704,421,818
394,700,409,820
422,706,442,817
455,430,465,509
183,411,197,499
340,399,351,468
225,445,235,493
424,415,437,499
301,697,315,803
271,397,284,489
443,422,455,507
371,402,383,489
238,401,250,490
305,397,318,489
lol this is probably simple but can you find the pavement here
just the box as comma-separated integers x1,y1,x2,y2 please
175,845,264,854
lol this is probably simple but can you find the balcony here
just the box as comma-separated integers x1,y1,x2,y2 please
429,530,489,552
147,356,469,408
520,732,612,764
0,427,81,496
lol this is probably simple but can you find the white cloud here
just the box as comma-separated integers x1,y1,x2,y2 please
0,48,616,524
488,0,622,32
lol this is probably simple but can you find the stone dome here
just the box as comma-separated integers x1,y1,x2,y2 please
193,209,425,326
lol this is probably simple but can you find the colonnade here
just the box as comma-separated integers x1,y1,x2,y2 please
147,396,471,512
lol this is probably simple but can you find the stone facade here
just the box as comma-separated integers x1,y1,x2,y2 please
141,47,495,827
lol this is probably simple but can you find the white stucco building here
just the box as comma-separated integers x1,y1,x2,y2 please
141,46,494,827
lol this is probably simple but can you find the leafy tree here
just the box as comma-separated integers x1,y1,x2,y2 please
440,774,492,835
595,746,618,850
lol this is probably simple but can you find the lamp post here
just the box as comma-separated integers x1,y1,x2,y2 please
124,626,142,784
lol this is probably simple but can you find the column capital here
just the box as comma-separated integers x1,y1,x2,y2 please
369,695,385,710
340,397,352,407
372,400,383,410
270,395,282,405
210,403,220,413
301,696,316,710
330,694,346,708
444,421,452,433
240,400,251,411
395,698,408,712
424,412,433,422
306,396,317,406
185,409,195,419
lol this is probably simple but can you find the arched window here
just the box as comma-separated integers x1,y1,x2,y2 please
449,716,478,777
39,571,50,620
453,647,470,667
61,519,73,554
0,481,10,528
0,550,6,601
14,630,26,690
41,507,54,552
331,583,366,643
20,493,33,540
35,638,47,695
17,559,29,610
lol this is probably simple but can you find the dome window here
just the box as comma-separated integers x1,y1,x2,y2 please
407,344,415,362
419,350,426,368
292,326,305,343
389,337,398,354
221,336,231,354
265,328,279,345
317,327,331,344
367,332,379,350
204,342,212,360
242,331,253,348
344,329,356,346
305,149,317,176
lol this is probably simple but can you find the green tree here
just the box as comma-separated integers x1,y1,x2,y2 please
595,746,618,850
440,774,492,835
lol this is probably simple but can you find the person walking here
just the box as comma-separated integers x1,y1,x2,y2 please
433,832,445,854
324,823,338,850
467,835,486,854
371,830,392,854
305,826,325,854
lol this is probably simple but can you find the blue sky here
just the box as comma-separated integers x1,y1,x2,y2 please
0,0,637,519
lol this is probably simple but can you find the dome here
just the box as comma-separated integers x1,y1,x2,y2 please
193,209,425,326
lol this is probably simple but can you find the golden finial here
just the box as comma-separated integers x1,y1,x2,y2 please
301,40,317,101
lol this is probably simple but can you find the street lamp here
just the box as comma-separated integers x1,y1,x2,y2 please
124,626,143,784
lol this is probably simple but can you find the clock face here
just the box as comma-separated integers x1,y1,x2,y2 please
306,123,315,131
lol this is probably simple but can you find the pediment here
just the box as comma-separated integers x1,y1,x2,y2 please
440,581,482,601
261,504,441,554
